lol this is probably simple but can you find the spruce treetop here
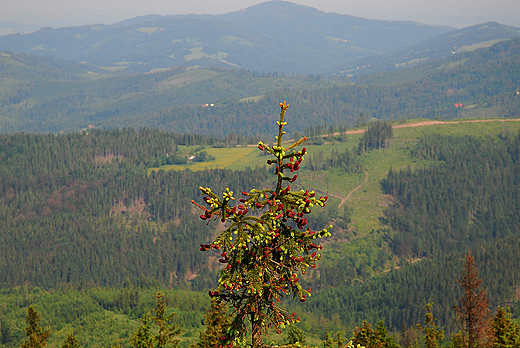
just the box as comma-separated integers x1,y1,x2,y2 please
193,101,332,347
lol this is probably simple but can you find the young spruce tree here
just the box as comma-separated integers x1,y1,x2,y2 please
131,289,181,348
491,307,520,348
21,305,50,348
351,320,399,348
197,299,232,348
193,102,332,348
61,333,82,348
417,303,444,348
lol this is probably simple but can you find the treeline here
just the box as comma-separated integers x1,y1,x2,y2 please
0,129,270,289
358,121,393,154
303,147,363,173
300,121,391,172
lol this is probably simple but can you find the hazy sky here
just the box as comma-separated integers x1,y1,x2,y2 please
2,0,520,29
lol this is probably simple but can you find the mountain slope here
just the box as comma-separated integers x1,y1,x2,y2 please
0,1,452,74
103,37,520,136
340,22,520,76
1,120,520,342
0,51,345,133
2,35,520,134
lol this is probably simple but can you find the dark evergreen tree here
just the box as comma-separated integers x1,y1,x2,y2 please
197,299,232,348
20,305,50,348
0,318,13,345
491,307,520,348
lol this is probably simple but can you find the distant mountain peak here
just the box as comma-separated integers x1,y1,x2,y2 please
220,0,325,21
243,0,319,11
0,3,453,75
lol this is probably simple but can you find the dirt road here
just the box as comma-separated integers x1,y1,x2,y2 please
345,118,520,135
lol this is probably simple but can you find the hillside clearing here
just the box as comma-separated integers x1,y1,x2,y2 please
149,118,520,239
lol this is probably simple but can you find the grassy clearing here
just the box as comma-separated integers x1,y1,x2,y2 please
148,146,264,174
183,47,227,62
136,27,164,35
456,38,510,52
240,95,264,103
99,66,127,72
298,140,428,236
156,69,220,89
393,119,520,139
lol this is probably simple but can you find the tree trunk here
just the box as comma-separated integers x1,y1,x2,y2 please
251,312,262,348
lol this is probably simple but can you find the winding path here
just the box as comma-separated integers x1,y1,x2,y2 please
339,170,368,208
319,118,520,208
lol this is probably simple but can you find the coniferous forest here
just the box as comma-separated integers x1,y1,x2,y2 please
1,123,520,348
0,129,273,289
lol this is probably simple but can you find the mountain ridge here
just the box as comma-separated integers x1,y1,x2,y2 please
0,1,453,74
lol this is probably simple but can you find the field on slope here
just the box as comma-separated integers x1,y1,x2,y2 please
151,118,520,251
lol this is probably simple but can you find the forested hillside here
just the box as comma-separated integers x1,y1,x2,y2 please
136,37,520,136
294,129,520,337
383,133,520,256
1,121,520,347
0,129,270,289
0,52,345,133
0,286,210,348
2,36,520,135
2,15,520,346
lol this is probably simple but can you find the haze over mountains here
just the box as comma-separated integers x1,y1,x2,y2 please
2,1,519,76
343,21,520,76
0,1,452,74
1,22,520,134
